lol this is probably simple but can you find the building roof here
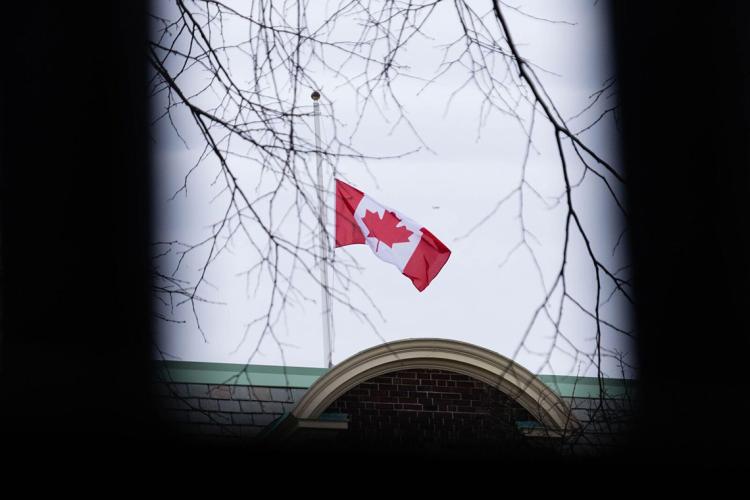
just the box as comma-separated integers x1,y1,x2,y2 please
153,341,636,450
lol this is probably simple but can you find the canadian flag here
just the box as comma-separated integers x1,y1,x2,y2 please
335,179,451,292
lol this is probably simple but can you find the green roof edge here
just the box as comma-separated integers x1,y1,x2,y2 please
154,360,636,398
537,374,636,399
155,360,328,389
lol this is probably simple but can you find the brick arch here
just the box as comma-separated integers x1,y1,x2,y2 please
292,339,579,433
324,368,542,445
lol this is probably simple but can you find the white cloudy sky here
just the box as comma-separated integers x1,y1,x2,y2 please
151,0,633,378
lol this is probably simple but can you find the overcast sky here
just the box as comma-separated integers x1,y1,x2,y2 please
151,0,633,379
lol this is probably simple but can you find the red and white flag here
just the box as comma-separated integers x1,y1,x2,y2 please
335,179,451,292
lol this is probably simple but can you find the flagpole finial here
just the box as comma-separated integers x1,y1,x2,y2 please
311,90,321,101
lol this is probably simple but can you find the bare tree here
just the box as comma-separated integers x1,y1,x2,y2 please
148,0,632,396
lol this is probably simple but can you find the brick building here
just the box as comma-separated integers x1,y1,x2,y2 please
154,339,635,455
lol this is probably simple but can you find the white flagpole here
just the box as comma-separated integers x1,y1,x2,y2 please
312,90,333,368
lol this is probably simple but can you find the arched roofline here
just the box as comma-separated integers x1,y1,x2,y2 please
293,338,579,432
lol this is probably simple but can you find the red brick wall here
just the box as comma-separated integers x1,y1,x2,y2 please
323,368,538,447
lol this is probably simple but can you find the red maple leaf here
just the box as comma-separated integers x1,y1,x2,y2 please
361,209,414,252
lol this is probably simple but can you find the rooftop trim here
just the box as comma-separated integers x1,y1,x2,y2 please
154,360,635,398
155,360,327,389
537,374,635,399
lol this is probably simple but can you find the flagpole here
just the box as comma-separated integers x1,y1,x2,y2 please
312,90,333,368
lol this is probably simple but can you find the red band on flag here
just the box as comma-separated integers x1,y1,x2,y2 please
402,227,451,292
335,179,365,247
